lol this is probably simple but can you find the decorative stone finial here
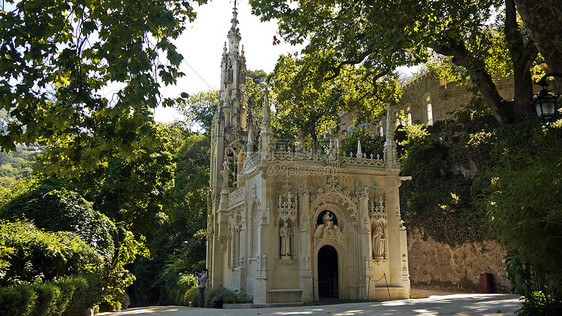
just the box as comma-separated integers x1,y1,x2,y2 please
229,5,239,35
384,103,397,168
262,87,271,130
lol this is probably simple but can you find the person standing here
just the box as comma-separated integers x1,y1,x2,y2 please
196,268,208,307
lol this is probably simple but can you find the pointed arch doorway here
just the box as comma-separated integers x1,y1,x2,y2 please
318,245,338,299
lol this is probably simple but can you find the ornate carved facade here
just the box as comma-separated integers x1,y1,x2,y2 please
207,6,410,304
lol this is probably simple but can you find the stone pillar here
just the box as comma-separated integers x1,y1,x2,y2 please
254,174,270,305
358,186,371,300
398,177,411,297
383,175,410,299
298,183,313,303
238,219,247,292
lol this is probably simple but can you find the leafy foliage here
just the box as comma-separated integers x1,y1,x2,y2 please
0,221,99,286
204,286,251,308
269,54,399,144
0,183,117,260
127,129,209,306
485,120,562,314
0,144,36,190
176,91,219,133
339,128,384,158
59,124,177,236
0,0,206,171
399,120,494,245
399,113,562,311
0,178,145,310
250,0,541,125
0,274,102,316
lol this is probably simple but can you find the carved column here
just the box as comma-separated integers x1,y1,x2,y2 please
237,210,247,291
298,181,313,303
254,173,270,305
358,185,371,300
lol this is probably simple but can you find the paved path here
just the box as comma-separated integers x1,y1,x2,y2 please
99,293,521,315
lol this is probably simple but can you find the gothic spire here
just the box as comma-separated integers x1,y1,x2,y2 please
259,87,274,159
229,4,240,36
262,87,272,132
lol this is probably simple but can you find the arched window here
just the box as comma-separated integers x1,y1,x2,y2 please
427,103,433,125
226,141,245,188
407,106,412,126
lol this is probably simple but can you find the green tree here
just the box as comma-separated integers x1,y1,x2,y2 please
514,0,562,74
486,120,562,312
0,0,207,168
128,131,210,305
176,91,219,134
250,0,539,125
269,54,398,145
339,128,384,158
44,124,177,236
0,180,144,309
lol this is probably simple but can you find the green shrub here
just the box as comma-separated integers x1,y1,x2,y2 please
398,121,492,245
30,283,62,316
0,221,100,286
400,116,562,311
61,275,102,316
0,275,101,316
185,287,199,307
0,184,117,260
204,286,251,308
0,285,37,316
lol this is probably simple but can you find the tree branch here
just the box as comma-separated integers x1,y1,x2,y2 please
323,50,370,81
433,39,512,125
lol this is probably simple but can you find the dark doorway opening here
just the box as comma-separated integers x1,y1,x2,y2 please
318,245,338,299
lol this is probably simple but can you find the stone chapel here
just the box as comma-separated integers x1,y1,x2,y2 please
206,6,411,304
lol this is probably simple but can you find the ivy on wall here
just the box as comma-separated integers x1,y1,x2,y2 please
398,115,499,246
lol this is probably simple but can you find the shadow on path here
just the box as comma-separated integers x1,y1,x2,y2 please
99,293,521,316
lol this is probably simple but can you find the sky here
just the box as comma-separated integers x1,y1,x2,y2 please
154,0,302,123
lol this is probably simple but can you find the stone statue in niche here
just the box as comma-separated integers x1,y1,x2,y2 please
370,196,387,259
279,221,292,258
314,211,342,239
372,220,386,259
277,179,297,262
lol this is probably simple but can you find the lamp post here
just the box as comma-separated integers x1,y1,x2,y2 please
533,72,562,124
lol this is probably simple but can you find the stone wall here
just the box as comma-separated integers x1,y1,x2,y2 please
407,229,511,293
399,74,520,126
339,74,533,138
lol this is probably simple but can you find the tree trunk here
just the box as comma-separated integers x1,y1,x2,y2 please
432,0,539,125
514,0,562,74
433,42,512,125
506,0,538,121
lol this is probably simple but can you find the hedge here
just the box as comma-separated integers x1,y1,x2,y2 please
0,275,101,316
0,221,100,287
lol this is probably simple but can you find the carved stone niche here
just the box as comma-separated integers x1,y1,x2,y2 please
277,179,297,265
370,196,387,261
313,210,344,244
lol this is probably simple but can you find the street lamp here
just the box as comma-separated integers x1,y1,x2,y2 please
533,72,562,124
